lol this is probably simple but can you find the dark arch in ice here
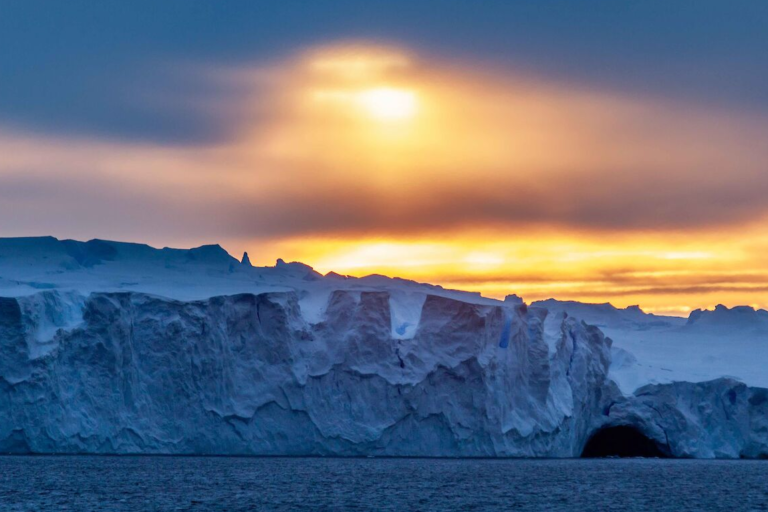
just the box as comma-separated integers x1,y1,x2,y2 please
581,425,670,458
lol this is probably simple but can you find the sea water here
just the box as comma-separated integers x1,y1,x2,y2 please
0,456,766,511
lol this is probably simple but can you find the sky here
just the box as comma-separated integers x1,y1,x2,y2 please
2,1,768,315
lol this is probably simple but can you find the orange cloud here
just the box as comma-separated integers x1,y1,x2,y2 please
206,42,768,238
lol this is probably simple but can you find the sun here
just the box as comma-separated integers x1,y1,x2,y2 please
355,87,418,121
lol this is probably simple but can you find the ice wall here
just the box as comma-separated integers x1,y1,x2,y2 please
0,290,614,456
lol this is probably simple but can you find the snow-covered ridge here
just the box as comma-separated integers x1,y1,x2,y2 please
1,237,767,457
687,304,768,331
0,236,498,336
531,299,686,332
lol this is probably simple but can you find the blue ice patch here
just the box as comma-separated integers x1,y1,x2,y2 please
499,312,512,348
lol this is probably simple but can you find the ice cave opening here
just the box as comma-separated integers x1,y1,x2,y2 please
581,425,669,458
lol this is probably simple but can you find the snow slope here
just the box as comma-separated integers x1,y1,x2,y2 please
534,299,768,393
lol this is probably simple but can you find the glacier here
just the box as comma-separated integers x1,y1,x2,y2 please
0,236,767,457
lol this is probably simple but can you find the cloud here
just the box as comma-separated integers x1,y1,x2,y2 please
2,42,768,317
3,42,768,244
207,43,768,238
3,7,768,313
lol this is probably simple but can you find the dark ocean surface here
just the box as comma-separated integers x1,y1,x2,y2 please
0,456,766,511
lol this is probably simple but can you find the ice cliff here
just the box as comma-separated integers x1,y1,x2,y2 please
0,237,766,457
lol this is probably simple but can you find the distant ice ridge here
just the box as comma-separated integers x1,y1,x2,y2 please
1,236,767,457
533,299,768,394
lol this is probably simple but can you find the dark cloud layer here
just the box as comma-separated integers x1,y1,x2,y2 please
225,166,768,238
2,1,768,143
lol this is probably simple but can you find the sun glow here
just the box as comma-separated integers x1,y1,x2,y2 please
242,226,768,317
87,41,768,317
356,87,418,120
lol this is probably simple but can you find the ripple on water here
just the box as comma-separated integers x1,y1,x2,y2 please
0,457,767,511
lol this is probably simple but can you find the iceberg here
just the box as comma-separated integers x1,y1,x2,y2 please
0,237,766,457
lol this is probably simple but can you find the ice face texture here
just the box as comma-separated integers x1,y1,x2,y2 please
0,237,766,457
0,290,607,455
